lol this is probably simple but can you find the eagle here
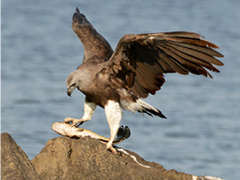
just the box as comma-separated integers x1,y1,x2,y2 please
65,7,224,154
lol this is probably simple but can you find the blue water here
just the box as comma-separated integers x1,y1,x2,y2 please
2,1,240,179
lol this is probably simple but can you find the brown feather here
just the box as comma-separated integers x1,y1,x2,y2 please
164,44,221,73
136,64,156,91
104,31,223,98
158,31,203,38
170,41,224,57
157,46,189,74
167,43,223,66
159,44,212,77
132,79,149,98
72,9,113,64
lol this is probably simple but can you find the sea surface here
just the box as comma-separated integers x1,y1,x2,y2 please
2,1,240,179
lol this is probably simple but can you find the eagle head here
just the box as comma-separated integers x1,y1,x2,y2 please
66,71,80,97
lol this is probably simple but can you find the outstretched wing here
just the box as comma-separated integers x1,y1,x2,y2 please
71,7,113,64
103,31,224,98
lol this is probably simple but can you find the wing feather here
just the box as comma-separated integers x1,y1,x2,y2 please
167,43,223,66
170,41,223,57
136,63,158,93
158,47,189,74
165,44,221,73
159,44,212,77
102,31,223,98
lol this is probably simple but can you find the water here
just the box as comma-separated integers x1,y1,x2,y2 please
2,0,240,179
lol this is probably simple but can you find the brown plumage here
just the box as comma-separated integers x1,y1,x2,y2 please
102,32,223,98
65,7,223,154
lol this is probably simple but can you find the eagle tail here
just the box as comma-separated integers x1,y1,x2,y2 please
136,99,167,119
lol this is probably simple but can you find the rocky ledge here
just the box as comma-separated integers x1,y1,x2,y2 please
1,132,223,180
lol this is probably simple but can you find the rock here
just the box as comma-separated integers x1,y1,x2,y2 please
31,136,193,180
1,132,41,180
1,132,223,180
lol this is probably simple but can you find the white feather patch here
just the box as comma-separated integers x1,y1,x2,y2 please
105,100,122,133
81,100,97,121
105,100,123,149
136,99,159,112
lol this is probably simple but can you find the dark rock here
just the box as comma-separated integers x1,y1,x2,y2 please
1,132,41,180
31,136,193,180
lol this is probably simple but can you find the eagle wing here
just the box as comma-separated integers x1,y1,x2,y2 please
102,31,224,98
71,7,113,64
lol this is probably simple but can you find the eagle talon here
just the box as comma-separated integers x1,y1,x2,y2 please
75,121,84,127
108,146,122,155
64,117,86,127
108,145,118,154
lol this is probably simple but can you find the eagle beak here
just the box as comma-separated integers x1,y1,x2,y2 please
67,89,72,97
67,87,74,97
66,84,77,97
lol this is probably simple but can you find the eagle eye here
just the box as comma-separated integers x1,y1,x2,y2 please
71,83,76,87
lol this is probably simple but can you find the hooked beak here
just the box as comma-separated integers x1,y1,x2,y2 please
67,88,72,97
67,86,76,97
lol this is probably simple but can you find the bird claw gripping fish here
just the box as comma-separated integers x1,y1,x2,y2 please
52,122,153,167
52,122,131,146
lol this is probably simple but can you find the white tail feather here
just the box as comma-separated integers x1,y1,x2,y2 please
136,99,159,113
121,99,157,113
120,98,166,118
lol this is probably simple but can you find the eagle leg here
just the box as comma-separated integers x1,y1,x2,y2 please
105,100,123,154
64,98,97,127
